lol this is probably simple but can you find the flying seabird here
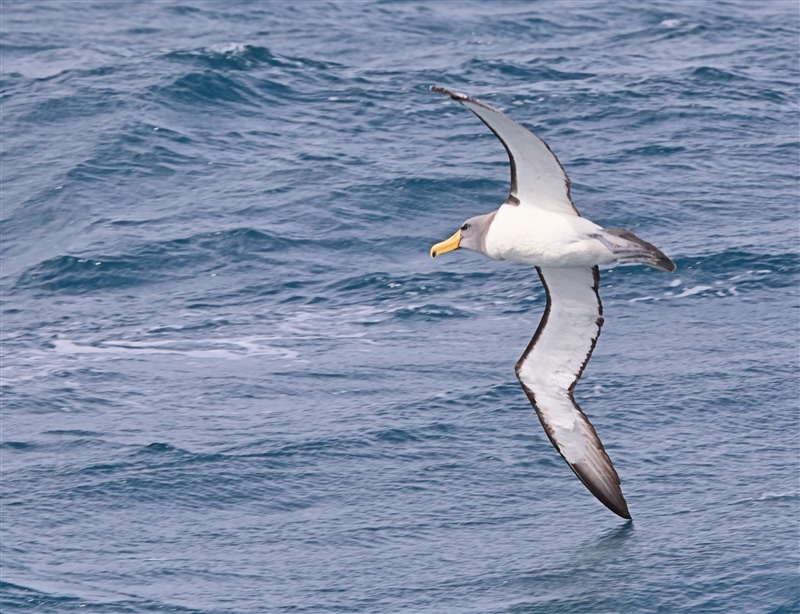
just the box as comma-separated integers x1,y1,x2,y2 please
429,86,675,519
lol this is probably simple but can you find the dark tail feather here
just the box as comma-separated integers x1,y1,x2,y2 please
601,228,676,273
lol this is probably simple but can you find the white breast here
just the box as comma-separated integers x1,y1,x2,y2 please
484,204,615,267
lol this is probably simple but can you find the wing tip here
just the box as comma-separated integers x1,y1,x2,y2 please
609,497,632,520
570,460,632,519
430,86,495,111
430,85,470,101
659,257,677,273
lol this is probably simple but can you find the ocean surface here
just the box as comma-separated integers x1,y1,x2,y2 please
2,2,798,612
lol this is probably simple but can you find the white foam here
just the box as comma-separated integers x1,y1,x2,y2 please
211,43,247,54
630,283,718,303
674,285,711,298
733,490,798,505
53,337,297,360
729,270,752,282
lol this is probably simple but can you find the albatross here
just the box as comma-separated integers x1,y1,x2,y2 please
429,86,675,519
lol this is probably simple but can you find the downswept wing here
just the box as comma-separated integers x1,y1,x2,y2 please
515,266,630,519
431,86,578,216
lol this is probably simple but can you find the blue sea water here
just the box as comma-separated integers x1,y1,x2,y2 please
1,1,799,612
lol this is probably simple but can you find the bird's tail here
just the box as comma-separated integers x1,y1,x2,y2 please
596,228,676,272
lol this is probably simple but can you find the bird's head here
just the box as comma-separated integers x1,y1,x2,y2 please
430,212,496,258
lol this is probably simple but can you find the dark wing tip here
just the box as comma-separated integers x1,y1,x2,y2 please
647,251,676,273
430,85,468,100
661,256,677,273
430,86,496,111
571,460,632,519
603,229,676,273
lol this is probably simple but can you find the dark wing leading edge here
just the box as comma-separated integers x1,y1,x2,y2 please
515,266,631,519
431,86,578,216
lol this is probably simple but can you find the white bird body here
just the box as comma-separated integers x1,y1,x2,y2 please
428,86,675,519
485,203,616,267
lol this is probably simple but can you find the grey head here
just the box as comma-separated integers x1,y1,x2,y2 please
430,211,497,259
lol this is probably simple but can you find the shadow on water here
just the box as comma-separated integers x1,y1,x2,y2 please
565,519,636,570
505,522,636,613
590,519,635,549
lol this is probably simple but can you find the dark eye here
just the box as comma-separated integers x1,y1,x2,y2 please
461,223,470,231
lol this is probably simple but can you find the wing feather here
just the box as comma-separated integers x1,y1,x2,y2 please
431,86,578,216
515,266,631,519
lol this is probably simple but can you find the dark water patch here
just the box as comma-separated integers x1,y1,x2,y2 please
0,441,36,451
16,255,167,294
1,436,117,461
137,442,181,455
374,428,420,444
690,66,750,83
45,64,120,82
0,41,65,56
16,90,126,125
67,147,183,181
463,59,596,83
65,129,200,183
250,75,299,103
126,444,235,468
163,4,202,16
125,124,194,145
0,72,26,95
125,26,161,35
156,71,261,108
0,580,198,612
165,44,342,74
14,228,299,294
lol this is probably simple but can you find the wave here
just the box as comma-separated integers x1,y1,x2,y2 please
0,579,194,612
461,59,596,82
51,337,298,361
164,44,342,72
13,228,296,294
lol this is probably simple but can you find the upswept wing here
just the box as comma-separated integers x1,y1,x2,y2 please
515,266,630,519
431,86,578,216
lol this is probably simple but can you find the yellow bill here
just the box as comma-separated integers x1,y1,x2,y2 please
430,229,461,258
